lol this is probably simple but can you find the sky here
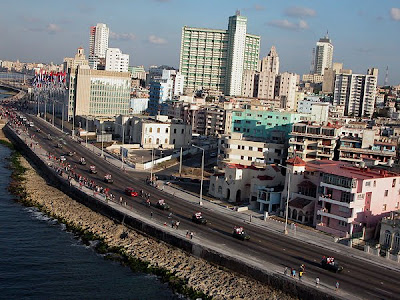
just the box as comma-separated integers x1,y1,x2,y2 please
0,0,399,85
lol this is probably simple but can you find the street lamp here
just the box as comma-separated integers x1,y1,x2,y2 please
192,144,204,206
278,164,291,235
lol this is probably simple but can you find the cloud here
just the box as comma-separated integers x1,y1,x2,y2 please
24,23,61,34
267,19,309,30
285,6,316,18
46,24,61,34
110,31,136,41
390,8,400,21
148,35,167,44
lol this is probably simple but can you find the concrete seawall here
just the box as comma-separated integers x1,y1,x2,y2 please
4,124,342,300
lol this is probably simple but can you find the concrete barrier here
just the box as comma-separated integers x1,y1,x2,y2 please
4,124,343,300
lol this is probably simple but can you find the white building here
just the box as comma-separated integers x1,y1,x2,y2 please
89,23,109,70
117,115,192,149
333,68,378,117
130,98,149,114
105,48,129,72
275,72,298,110
313,35,333,76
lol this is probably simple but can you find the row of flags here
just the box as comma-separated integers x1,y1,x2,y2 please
32,70,67,89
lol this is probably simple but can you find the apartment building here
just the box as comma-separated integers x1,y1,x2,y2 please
288,122,342,161
179,12,260,95
89,23,109,70
63,47,89,72
283,157,400,238
105,48,129,72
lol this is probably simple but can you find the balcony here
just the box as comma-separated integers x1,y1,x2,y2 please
317,151,332,157
320,182,354,193
292,192,315,201
319,195,350,208
317,209,352,222
339,147,396,157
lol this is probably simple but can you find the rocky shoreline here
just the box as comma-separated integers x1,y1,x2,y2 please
3,133,295,299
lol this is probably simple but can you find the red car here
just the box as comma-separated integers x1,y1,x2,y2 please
125,187,138,197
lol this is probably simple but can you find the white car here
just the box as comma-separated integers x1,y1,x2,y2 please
60,156,66,162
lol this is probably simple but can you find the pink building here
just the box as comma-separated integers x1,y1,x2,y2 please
284,157,400,238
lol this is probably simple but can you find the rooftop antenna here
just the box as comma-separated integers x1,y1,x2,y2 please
384,66,389,86
236,9,240,16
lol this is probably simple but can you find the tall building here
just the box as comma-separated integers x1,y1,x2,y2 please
105,48,129,72
63,47,88,72
260,46,279,74
313,34,333,75
179,12,260,96
333,68,378,117
275,72,298,110
66,65,131,119
89,23,109,70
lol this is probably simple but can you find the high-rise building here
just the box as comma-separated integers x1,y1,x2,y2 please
89,23,109,70
275,72,298,110
333,68,378,117
105,48,129,72
179,12,260,96
313,34,333,75
66,65,130,119
260,46,279,75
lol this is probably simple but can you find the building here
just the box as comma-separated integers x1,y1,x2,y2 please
283,158,400,238
333,68,379,117
179,12,260,95
302,73,324,84
130,98,149,114
275,72,298,110
288,122,342,161
63,47,89,72
322,62,343,94
66,65,131,119
220,132,286,166
312,34,333,76
232,109,308,140
118,115,192,149
105,48,129,72
129,65,146,80
148,70,184,115
379,212,400,252
89,23,109,70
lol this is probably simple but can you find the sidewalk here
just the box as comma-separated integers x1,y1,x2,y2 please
156,179,400,273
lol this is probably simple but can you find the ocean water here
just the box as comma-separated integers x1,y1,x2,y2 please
0,144,180,300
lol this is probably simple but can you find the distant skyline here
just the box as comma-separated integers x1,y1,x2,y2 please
0,0,399,85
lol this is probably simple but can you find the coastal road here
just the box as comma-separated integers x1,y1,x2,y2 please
21,113,400,300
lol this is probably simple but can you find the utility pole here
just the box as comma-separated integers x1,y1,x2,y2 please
179,147,183,178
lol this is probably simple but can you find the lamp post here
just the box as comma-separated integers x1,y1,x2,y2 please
192,144,204,206
278,164,291,235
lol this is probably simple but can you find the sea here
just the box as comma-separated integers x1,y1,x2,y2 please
0,88,179,300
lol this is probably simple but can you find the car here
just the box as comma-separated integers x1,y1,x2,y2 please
210,152,217,158
125,187,138,197
67,151,75,157
60,155,66,162
104,174,114,183
232,226,250,241
47,135,53,140
36,128,41,133
89,165,97,174
79,157,86,165
155,199,170,210
56,143,63,149
192,212,207,224
321,257,343,273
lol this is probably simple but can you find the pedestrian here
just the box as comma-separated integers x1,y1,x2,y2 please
150,211,153,218
292,269,296,278
176,221,180,229
299,271,303,281
250,215,252,222
186,230,189,238
290,268,294,277
190,231,193,239
284,267,288,276
316,277,320,287
335,281,339,291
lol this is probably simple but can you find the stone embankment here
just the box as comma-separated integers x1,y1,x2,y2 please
17,156,294,300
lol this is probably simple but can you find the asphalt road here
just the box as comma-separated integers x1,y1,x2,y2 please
20,113,400,300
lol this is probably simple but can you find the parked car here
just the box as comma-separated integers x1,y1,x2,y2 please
67,151,75,157
79,157,86,165
192,212,207,224
104,174,113,183
321,257,343,273
125,187,138,197
232,226,250,241
56,143,63,149
60,155,66,162
154,199,170,210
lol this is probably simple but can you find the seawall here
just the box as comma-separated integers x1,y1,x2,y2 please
3,124,343,300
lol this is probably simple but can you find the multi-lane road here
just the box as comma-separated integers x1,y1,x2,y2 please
15,112,400,299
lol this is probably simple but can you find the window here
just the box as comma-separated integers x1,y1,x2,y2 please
148,138,152,143
165,128,168,133
181,129,184,134
217,186,222,193
149,127,153,133
384,190,389,197
365,181,371,187
393,179,397,188
211,184,215,191
373,181,376,187
394,233,400,250
338,220,347,227
156,138,160,144
174,129,177,134
383,204,387,211
165,138,168,143
384,230,392,246
249,147,253,151
258,148,262,152
341,192,352,203
241,156,244,159
173,139,175,144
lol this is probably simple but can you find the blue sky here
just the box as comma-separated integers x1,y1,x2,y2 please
0,0,399,85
